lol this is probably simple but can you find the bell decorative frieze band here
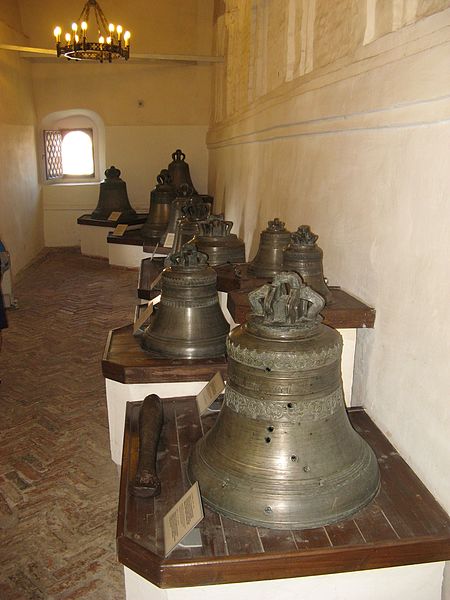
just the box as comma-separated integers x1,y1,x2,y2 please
167,149,197,194
282,225,333,304
192,214,246,266
90,166,139,223
141,244,230,358
189,272,380,529
140,170,177,242
248,218,291,278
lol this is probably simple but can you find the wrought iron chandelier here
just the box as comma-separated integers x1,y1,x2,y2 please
53,0,130,62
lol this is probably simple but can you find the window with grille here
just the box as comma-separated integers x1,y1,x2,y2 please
43,128,94,180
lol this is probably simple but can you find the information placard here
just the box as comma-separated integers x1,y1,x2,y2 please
108,211,122,222
196,371,225,415
112,223,128,236
164,232,175,248
163,481,204,557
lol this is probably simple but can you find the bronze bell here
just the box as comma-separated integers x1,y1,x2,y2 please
248,218,291,278
191,214,246,266
189,272,380,529
90,166,139,222
283,225,332,304
167,149,197,194
171,195,211,253
141,169,177,242
141,244,230,358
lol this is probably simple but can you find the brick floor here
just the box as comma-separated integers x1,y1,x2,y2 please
0,249,138,599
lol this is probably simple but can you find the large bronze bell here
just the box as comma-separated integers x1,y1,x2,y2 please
90,166,139,222
141,170,177,242
192,215,246,266
141,244,230,358
189,272,380,529
167,149,197,194
248,218,291,278
283,225,332,304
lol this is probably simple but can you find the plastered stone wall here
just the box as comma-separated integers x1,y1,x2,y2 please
0,4,43,275
208,0,450,536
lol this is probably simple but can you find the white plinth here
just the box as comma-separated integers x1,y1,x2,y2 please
124,561,445,600
79,224,110,258
108,243,167,268
106,378,208,464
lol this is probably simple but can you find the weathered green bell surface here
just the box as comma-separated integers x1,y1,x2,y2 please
189,272,380,529
283,225,333,304
90,166,139,222
141,244,230,358
248,218,291,278
141,169,177,242
192,214,246,266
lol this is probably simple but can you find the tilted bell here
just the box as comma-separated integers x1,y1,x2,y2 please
248,218,291,278
189,272,380,529
141,170,177,242
283,225,332,304
167,149,197,194
167,195,212,262
141,244,230,358
90,166,139,222
191,214,246,266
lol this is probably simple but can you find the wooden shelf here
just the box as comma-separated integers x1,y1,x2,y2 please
102,325,228,384
142,242,171,255
228,287,376,329
117,398,450,589
77,213,148,227
107,229,145,246
213,263,271,292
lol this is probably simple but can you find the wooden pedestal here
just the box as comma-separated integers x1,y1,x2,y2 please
118,397,450,590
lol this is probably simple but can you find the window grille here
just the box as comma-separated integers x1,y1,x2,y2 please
44,130,63,179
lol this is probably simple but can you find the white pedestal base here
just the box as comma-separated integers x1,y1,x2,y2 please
80,225,109,258
124,561,445,600
108,243,148,268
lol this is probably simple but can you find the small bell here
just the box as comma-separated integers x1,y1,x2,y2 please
90,166,138,222
283,225,332,304
141,170,177,243
167,149,197,194
189,272,380,529
248,218,291,278
141,244,230,358
191,214,246,266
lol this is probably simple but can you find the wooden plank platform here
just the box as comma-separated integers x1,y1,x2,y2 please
77,213,148,227
143,242,171,255
213,263,271,292
228,287,376,329
117,398,450,589
102,325,228,384
107,228,145,246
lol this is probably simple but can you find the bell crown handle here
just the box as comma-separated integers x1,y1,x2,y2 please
249,272,324,325
177,183,194,197
105,165,121,179
172,148,186,162
169,242,208,267
290,225,319,246
199,214,233,237
156,169,171,186
267,217,286,232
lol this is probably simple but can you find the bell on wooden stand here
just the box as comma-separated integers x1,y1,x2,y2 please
167,195,212,262
167,149,197,194
162,184,195,243
141,244,230,358
191,214,246,266
90,166,139,222
141,169,177,243
283,225,333,304
189,272,380,529
248,218,291,278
